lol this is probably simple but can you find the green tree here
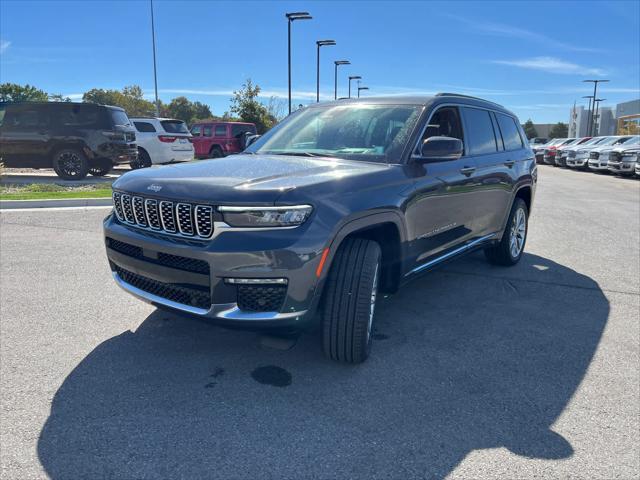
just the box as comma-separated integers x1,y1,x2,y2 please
82,85,156,116
229,79,274,134
549,122,568,138
162,96,213,124
0,83,49,102
523,119,538,139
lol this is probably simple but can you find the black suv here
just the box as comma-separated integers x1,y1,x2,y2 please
104,94,536,363
0,102,137,179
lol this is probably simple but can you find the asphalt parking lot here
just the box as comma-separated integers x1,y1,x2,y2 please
1,166,638,479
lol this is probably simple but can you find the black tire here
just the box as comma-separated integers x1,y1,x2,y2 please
52,148,89,180
322,237,382,364
88,159,112,177
131,149,152,169
209,146,223,158
484,198,528,266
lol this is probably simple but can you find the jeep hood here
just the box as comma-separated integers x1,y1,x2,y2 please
112,154,389,204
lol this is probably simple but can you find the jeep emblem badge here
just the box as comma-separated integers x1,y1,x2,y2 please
147,184,162,192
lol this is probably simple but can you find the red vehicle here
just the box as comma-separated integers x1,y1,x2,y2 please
190,121,257,158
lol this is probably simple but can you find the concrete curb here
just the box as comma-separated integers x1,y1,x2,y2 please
0,197,113,210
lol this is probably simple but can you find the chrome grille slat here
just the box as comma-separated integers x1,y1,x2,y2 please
121,195,135,223
195,206,213,238
159,201,177,232
112,192,124,220
113,192,214,239
176,203,194,236
132,196,147,226
145,199,161,230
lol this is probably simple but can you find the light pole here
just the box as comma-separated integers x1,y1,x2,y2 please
316,40,336,102
582,95,594,137
583,79,609,136
334,60,350,100
150,0,160,116
593,98,606,136
348,75,361,98
357,84,369,98
286,12,312,115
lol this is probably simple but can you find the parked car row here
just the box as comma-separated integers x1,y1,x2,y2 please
0,101,258,179
531,135,640,177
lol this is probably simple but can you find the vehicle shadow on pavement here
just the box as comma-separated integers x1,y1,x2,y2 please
37,252,609,479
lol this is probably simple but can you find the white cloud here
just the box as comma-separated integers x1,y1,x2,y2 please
492,57,607,76
443,15,603,53
0,40,11,54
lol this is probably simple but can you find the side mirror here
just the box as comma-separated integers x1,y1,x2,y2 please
243,134,261,149
419,136,463,162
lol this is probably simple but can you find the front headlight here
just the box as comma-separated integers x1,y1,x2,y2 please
218,205,313,227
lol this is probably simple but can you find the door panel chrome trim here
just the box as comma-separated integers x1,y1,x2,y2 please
405,233,497,277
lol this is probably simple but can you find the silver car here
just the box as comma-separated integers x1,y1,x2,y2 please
588,136,637,172
566,136,611,168
607,138,640,175
568,136,628,169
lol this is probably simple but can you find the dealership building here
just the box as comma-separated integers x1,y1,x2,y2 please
569,99,640,137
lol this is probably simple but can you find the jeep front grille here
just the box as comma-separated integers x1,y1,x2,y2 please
112,192,214,239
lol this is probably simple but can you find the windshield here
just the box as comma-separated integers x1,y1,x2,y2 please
246,104,423,163
620,136,639,145
109,109,131,127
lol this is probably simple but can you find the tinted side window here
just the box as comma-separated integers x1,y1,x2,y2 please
421,106,464,148
5,106,49,129
462,107,497,155
54,104,101,127
231,124,256,137
215,125,227,137
134,121,157,133
496,113,524,150
203,126,213,137
190,125,202,136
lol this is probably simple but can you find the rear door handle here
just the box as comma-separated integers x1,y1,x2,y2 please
460,166,476,176
504,160,515,168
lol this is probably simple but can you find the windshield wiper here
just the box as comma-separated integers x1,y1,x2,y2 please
265,151,340,158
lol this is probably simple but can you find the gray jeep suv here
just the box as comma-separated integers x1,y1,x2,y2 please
104,94,536,363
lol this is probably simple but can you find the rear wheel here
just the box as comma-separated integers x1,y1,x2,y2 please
322,238,381,364
131,149,152,169
209,146,223,158
484,198,528,266
88,159,112,177
52,148,88,180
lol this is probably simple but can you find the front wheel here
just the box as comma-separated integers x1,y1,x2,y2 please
322,238,381,364
130,149,152,169
484,198,528,266
52,149,89,180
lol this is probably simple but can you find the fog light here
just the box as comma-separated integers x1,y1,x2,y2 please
224,278,288,285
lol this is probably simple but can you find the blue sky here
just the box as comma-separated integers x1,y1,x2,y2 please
1,0,638,123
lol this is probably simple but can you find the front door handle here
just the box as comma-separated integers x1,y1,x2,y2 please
504,160,515,168
460,166,476,176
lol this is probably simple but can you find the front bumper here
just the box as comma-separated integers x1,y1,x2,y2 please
608,161,636,174
566,155,589,167
543,154,556,165
103,213,325,328
588,159,609,170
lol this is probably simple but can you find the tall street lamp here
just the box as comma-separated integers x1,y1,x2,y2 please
357,85,369,98
593,98,606,136
150,0,160,116
583,79,609,136
348,75,361,98
286,12,312,115
316,40,336,102
334,60,350,100
582,95,594,137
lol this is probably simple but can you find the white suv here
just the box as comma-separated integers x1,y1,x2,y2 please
129,118,194,168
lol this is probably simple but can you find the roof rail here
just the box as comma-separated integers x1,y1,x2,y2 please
435,92,504,108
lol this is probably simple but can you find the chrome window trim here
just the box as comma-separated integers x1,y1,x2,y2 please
176,202,195,236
